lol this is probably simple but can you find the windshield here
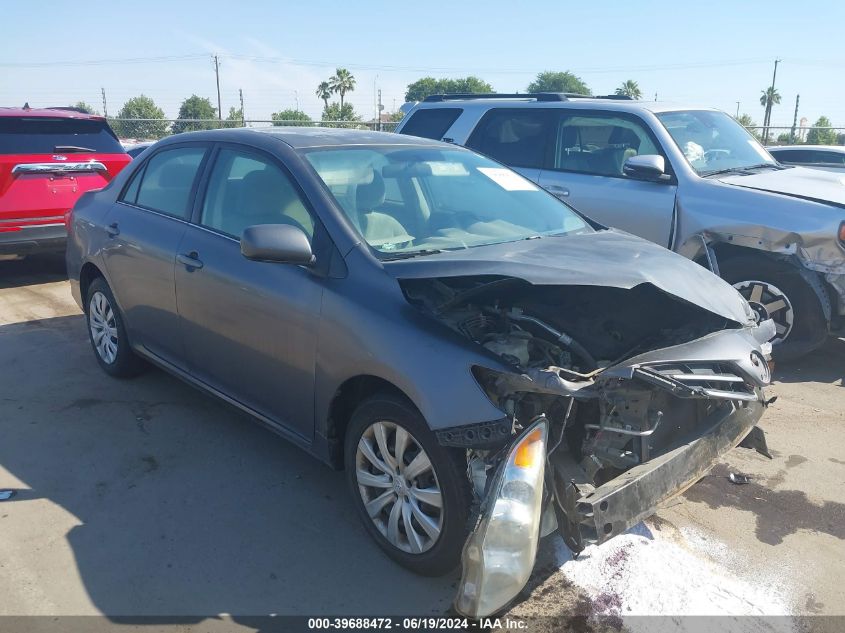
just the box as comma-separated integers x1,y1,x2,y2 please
303,146,591,256
656,110,777,176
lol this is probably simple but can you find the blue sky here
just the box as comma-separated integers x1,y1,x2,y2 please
2,0,844,128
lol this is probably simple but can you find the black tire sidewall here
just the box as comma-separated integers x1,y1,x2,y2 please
344,394,470,577
85,277,143,378
720,255,828,359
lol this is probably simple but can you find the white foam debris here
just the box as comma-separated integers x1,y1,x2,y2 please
554,522,795,633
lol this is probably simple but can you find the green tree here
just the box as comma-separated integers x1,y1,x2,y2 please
271,109,312,126
759,87,781,143
387,111,406,122
315,81,332,110
735,113,760,139
222,106,244,129
526,71,590,95
71,101,99,115
171,95,217,134
615,80,642,99
404,76,493,102
322,102,360,128
112,95,168,139
806,116,838,145
328,68,356,109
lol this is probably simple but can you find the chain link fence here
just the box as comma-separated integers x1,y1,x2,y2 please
111,118,401,143
744,125,845,146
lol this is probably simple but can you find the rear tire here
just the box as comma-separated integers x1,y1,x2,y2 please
720,255,828,361
344,394,471,576
85,277,145,378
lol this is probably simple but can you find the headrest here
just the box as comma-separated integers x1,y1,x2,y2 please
239,168,296,217
609,127,641,148
356,170,386,212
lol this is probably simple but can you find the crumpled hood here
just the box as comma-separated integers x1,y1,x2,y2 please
718,166,845,207
385,229,751,325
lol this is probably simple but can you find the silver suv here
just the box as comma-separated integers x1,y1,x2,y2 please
396,94,845,359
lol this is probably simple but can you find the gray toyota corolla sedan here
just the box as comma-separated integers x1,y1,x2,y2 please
66,127,774,617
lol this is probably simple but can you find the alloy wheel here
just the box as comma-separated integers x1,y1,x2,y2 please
89,291,119,364
355,421,444,554
733,279,795,343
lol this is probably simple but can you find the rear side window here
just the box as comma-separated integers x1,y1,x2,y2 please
132,147,206,218
0,117,124,154
399,108,462,140
466,109,551,169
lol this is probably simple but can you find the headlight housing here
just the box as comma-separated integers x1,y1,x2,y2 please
454,416,548,618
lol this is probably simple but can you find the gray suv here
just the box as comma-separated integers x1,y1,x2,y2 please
396,94,845,359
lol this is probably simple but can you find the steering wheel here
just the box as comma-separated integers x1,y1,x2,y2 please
703,149,730,164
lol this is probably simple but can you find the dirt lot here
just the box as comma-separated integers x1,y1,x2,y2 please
1,254,843,630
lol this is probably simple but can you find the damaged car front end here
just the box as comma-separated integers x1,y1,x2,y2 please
397,251,774,618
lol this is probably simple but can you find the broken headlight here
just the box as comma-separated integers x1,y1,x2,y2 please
454,416,548,618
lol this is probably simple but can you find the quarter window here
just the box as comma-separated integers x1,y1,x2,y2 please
200,148,315,241
551,113,660,177
466,109,550,169
399,108,463,140
133,147,206,218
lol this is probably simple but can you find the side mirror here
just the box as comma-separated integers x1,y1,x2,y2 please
240,224,314,265
623,154,667,181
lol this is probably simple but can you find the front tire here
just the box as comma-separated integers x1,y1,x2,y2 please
344,394,471,576
720,255,828,360
85,277,145,378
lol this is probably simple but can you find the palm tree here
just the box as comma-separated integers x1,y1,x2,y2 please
615,80,642,99
759,87,781,143
315,82,332,111
328,68,356,109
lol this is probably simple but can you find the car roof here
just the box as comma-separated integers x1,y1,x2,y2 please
408,96,719,116
164,126,452,149
766,145,845,152
0,106,106,120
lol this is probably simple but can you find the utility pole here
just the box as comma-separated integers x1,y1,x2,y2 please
101,87,108,118
373,75,379,129
736,101,740,118
654,92,658,102
790,94,800,144
763,58,780,144
239,88,245,127
377,89,383,131
213,55,222,121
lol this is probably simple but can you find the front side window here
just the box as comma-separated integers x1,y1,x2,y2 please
133,147,206,218
466,109,550,169
303,145,590,257
656,110,777,176
551,113,661,177
200,148,314,241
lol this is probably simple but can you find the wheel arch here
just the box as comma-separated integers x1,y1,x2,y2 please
324,374,418,469
79,261,106,304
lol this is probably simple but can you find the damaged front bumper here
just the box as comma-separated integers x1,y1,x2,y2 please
453,327,773,618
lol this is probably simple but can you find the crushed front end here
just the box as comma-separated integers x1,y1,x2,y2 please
400,275,774,618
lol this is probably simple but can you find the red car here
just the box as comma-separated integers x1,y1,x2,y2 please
0,106,131,257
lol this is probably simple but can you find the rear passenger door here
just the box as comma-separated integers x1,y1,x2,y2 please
537,111,677,247
464,108,552,183
103,144,208,366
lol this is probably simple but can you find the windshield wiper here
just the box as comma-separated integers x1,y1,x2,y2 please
53,145,97,153
702,163,781,177
381,249,443,260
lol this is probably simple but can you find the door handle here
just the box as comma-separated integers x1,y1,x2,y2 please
177,252,204,270
106,222,120,237
546,185,570,197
